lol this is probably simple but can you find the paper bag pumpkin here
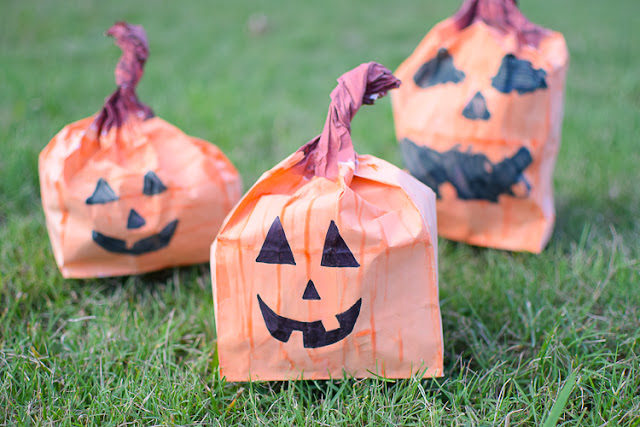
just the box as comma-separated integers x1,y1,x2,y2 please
211,62,443,381
391,0,569,253
39,22,242,278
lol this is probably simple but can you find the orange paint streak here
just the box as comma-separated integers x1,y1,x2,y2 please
60,210,69,229
350,196,368,369
425,244,443,372
54,181,69,246
305,200,315,350
276,207,289,362
355,329,371,338
280,347,295,369
356,196,366,283
225,208,254,358
237,244,253,352
370,221,390,363
276,265,282,314
304,199,315,282
278,207,287,315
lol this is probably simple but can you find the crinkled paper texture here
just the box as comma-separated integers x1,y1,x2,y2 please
211,153,442,380
39,116,242,278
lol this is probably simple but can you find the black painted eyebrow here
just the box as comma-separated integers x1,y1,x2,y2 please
413,48,465,88
491,54,547,94
256,216,296,265
321,221,360,268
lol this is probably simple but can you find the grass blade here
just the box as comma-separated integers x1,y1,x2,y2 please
541,370,579,427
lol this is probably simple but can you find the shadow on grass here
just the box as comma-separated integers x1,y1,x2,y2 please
69,262,213,299
219,370,446,415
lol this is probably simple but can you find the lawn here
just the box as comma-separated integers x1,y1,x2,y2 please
1,0,639,425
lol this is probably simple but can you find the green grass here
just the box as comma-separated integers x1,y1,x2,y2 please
1,0,639,424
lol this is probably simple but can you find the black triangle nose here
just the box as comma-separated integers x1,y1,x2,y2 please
127,209,146,229
462,91,491,121
302,280,321,300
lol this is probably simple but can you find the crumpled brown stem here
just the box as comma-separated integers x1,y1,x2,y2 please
92,22,154,135
453,0,548,47
297,62,401,181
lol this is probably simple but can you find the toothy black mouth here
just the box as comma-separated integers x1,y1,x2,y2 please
92,219,178,255
401,138,533,202
257,295,362,348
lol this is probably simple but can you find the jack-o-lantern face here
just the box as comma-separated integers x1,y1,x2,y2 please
86,172,179,255
255,217,362,348
401,48,544,203
391,0,569,252
39,22,242,277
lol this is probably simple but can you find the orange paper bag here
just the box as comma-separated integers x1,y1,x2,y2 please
391,0,569,252
39,22,242,278
211,63,443,381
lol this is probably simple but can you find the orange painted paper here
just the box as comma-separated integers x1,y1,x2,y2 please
391,0,569,253
39,22,242,278
211,63,443,381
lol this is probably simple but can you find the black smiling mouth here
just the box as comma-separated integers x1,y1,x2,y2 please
92,219,179,255
257,295,362,348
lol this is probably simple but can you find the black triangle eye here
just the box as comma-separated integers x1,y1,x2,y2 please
413,48,465,89
86,178,119,204
256,217,296,265
143,171,167,195
491,54,547,94
321,221,360,268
